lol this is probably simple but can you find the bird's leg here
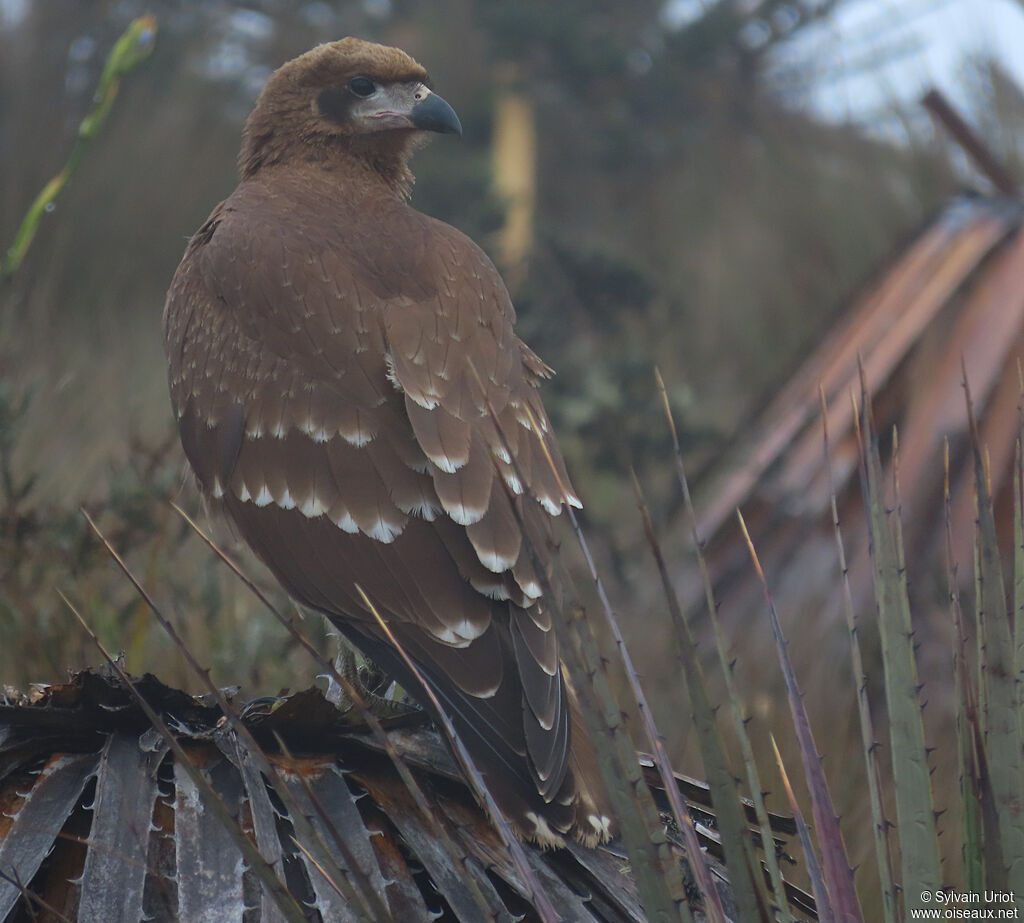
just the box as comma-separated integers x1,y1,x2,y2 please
324,638,358,706
327,635,420,720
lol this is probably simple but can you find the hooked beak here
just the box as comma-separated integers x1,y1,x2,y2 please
409,92,462,136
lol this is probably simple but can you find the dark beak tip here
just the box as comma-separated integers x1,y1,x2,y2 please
411,94,463,137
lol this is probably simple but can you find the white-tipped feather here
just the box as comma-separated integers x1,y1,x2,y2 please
341,427,374,447
397,496,440,521
442,500,486,526
300,494,328,518
470,577,511,600
503,472,523,495
298,418,332,443
334,511,359,533
434,617,488,646
365,517,403,544
538,496,561,516
474,547,517,574
433,627,470,646
452,617,486,642
427,452,462,475
525,812,565,849
522,580,543,600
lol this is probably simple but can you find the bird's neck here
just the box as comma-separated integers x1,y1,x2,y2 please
340,138,417,200
239,132,418,201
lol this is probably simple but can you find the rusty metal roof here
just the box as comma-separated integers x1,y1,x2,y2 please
690,195,1024,609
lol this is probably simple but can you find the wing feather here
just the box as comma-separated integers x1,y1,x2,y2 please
164,173,586,839
404,399,471,473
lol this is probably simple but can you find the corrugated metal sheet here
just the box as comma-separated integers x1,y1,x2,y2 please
689,195,1024,609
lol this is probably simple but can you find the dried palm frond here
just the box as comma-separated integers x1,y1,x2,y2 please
0,669,812,922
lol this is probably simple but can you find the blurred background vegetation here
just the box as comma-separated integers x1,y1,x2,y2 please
3,2,1024,914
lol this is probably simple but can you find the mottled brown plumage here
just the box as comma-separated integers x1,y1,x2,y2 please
163,37,612,844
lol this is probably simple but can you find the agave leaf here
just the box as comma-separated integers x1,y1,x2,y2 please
173,756,248,921
971,526,1010,884
770,735,833,923
822,391,897,923
77,514,384,922
233,741,293,923
633,471,770,923
966,383,1024,894
1014,434,1024,770
565,842,650,922
0,753,98,919
656,369,790,922
59,593,326,923
738,511,862,923
77,734,165,921
561,605,696,923
360,770,517,921
958,720,985,895
283,763,397,922
855,383,943,906
945,441,984,894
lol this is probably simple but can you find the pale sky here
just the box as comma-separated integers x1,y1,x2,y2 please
660,0,1024,137
777,0,1024,129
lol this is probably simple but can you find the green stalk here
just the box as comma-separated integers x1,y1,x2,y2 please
2,15,156,280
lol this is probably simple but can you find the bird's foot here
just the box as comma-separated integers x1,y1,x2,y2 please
326,643,420,720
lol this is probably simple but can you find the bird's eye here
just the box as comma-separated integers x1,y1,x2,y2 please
348,76,376,98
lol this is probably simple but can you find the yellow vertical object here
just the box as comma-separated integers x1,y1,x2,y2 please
491,87,536,274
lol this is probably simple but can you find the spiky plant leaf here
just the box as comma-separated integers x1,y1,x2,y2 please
823,392,896,923
1014,434,1024,786
967,392,1024,894
658,369,794,922
946,441,985,895
633,470,771,923
738,511,862,923
855,389,942,906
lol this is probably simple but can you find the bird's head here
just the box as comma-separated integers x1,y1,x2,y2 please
239,37,462,192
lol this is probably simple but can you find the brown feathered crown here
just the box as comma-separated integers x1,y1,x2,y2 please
239,38,438,186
